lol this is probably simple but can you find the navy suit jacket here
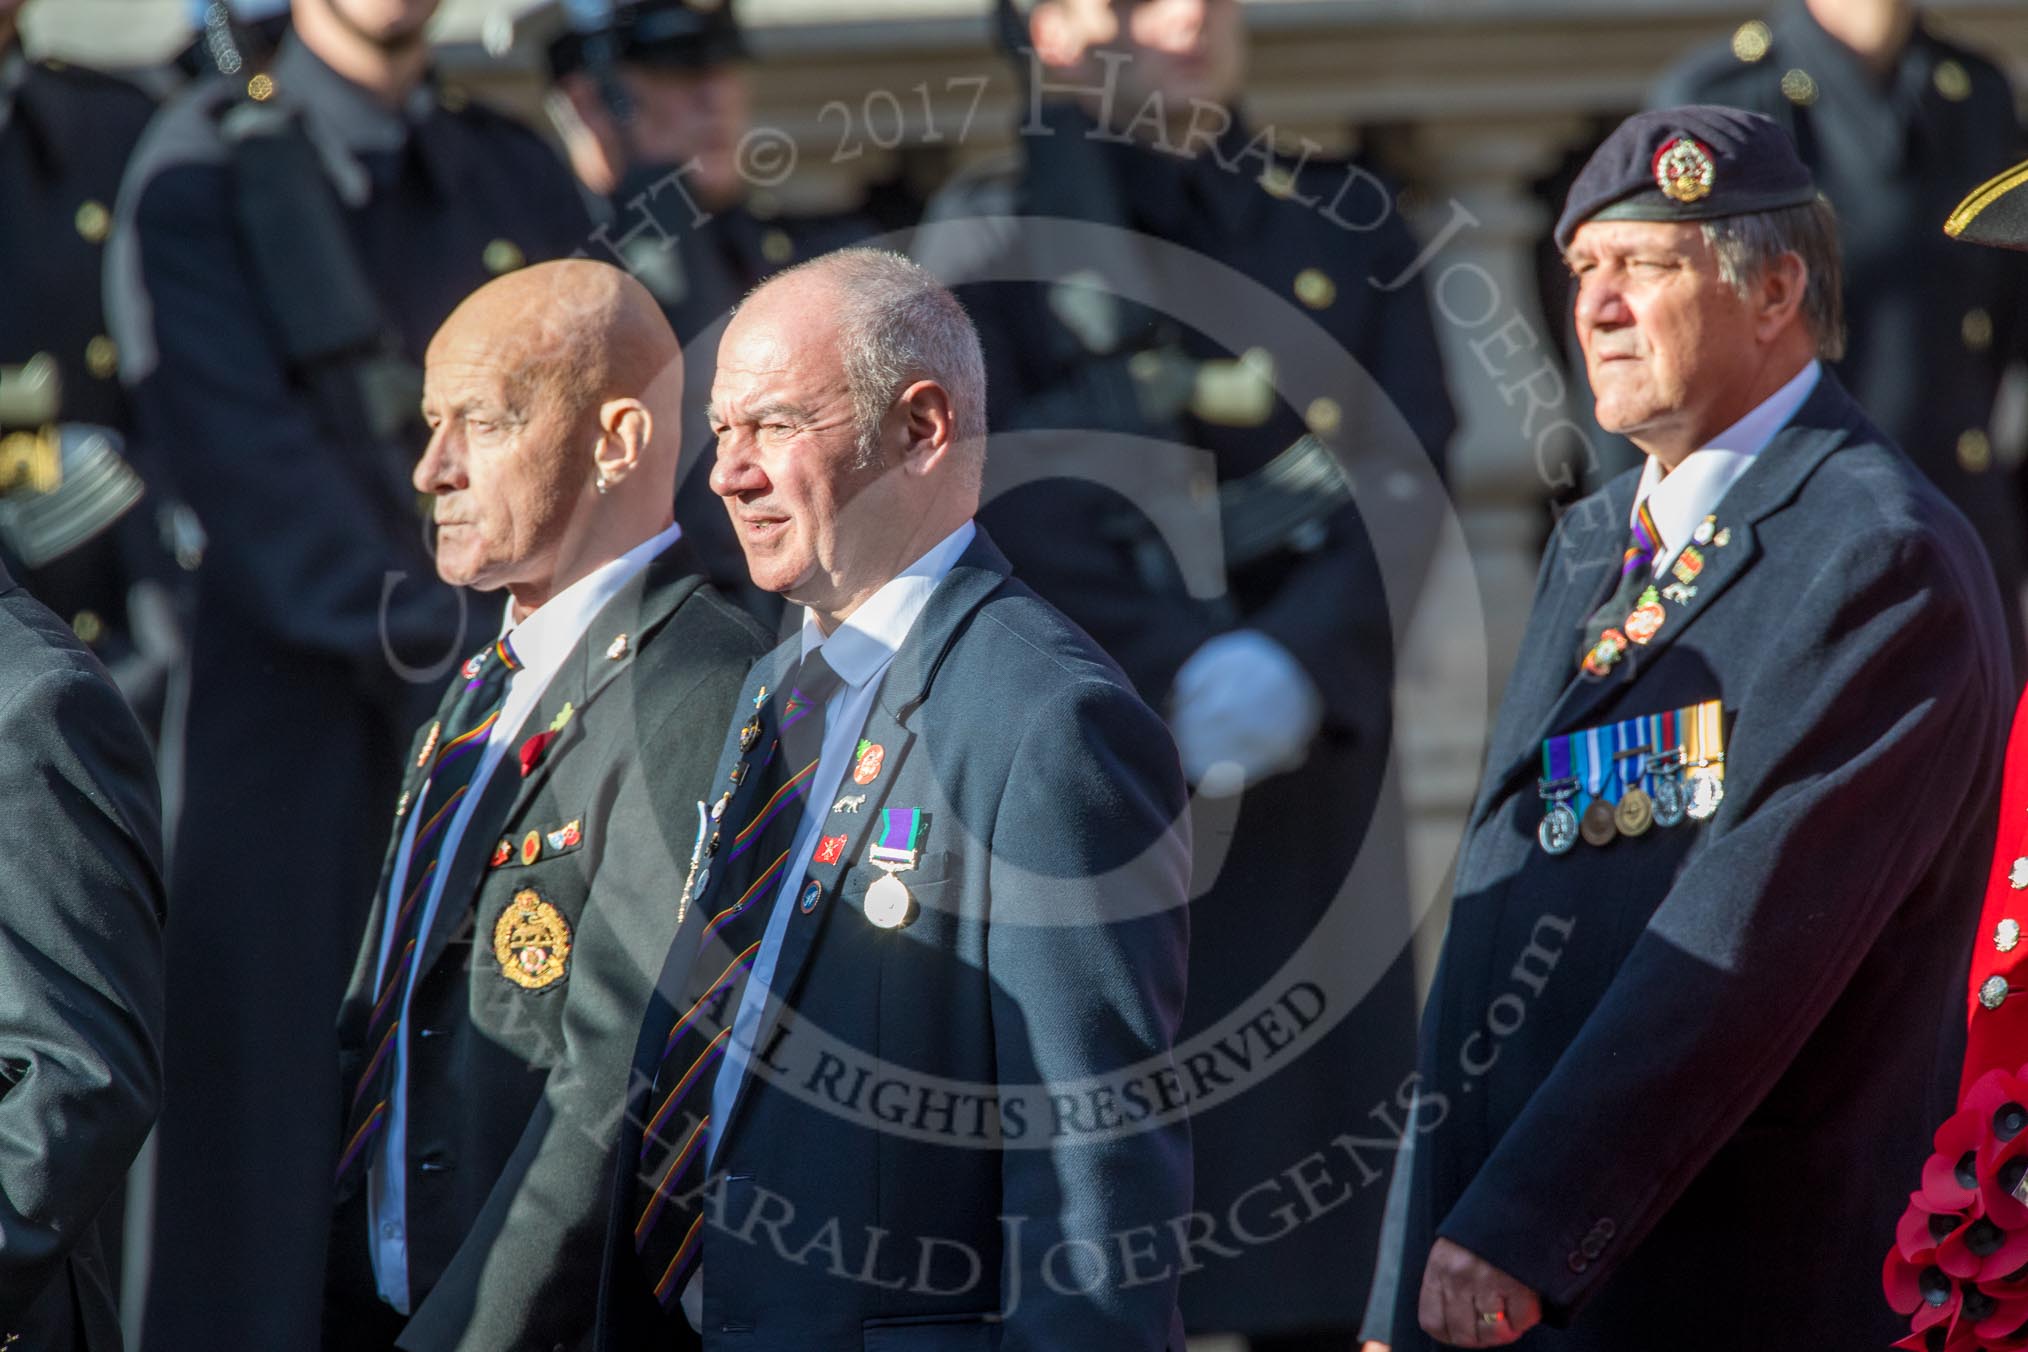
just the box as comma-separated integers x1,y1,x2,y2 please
594,531,1194,1351
1392,373,2012,1349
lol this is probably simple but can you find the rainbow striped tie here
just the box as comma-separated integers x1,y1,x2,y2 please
335,637,522,1185
632,650,843,1312
1576,498,1663,672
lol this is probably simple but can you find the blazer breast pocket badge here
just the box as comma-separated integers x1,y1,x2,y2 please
1537,699,1726,856
492,887,572,989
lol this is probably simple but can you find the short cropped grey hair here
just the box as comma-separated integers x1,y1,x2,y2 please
759,248,989,482
1699,198,1846,362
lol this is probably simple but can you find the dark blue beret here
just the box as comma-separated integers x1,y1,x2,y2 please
1554,105,1821,251
1947,159,2028,252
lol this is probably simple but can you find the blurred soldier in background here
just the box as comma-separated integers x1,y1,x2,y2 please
1655,0,2028,659
0,0,178,736
104,0,591,1346
533,0,880,623
917,2,1455,1349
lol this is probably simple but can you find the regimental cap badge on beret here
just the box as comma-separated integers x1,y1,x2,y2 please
1653,136,1715,204
1555,105,1819,250
1946,159,2028,253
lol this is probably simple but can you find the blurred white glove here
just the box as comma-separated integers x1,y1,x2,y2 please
1169,629,1324,795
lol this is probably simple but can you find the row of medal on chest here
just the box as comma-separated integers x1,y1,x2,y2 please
1537,752,1726,855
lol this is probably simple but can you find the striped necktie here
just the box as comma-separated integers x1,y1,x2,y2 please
632,649,844,1311
1576,498,1662,672
335,636,522,1185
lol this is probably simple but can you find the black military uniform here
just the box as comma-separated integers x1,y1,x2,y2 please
1655,0,2028,655
0,43,175,727
917,106,1456,1344
105,32,591,1352
1392,108,2011,1352
551,0,877,626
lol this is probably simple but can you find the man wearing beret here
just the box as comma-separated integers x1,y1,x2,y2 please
1385,106,2011,1349
1654,0,2028,663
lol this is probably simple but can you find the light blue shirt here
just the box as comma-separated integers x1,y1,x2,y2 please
366,521,681,1312
682,520,975,1329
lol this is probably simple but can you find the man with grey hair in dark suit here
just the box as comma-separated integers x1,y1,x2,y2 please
593,247,1194,1350
1386,105,2010,1352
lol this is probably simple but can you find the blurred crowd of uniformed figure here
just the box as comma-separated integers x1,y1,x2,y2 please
0,0,2020,1350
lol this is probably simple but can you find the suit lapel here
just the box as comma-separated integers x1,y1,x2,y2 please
341,709,453,1018
1468,492,1627,828
1475,373,1866,823
711,532,1013,1157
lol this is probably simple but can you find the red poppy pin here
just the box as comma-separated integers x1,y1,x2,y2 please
519,729,557,778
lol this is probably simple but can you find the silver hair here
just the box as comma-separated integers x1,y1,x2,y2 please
1699,198,1847,362
754,248,989,481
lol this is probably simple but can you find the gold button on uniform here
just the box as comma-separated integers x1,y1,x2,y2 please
1999,918,2021,954
1731,20,1772,63
74,200,110,245
1260,167,1297,200
247,73,276,102
1982,974,2012,1010
1963,308,1994,353
84,335,118,380
483,238,525,275
1780,69,1818,106
1934,59,1973,102
1959,428,1993,474
1294,268,1336,311
1305,397,1341,437
71,611,103,645
761,228,794,265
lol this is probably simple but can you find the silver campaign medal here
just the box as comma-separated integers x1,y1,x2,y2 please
863,807,928,929
1687,768,1725,821
864,871,914,929
1538,802,1579,855
1536,773,1580,857
1651,774,1688,827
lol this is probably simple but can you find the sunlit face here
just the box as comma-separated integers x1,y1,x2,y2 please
620,62,748,207
1054,0,1247,113
707,290,904,614
416,328,587,595
308,0,436,45
1567,219,1762,444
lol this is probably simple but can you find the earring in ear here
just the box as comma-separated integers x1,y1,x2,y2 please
594,471,611,496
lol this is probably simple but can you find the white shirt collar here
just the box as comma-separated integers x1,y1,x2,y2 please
798,520,978,688
1632,359,1820,567
497,521,683,683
